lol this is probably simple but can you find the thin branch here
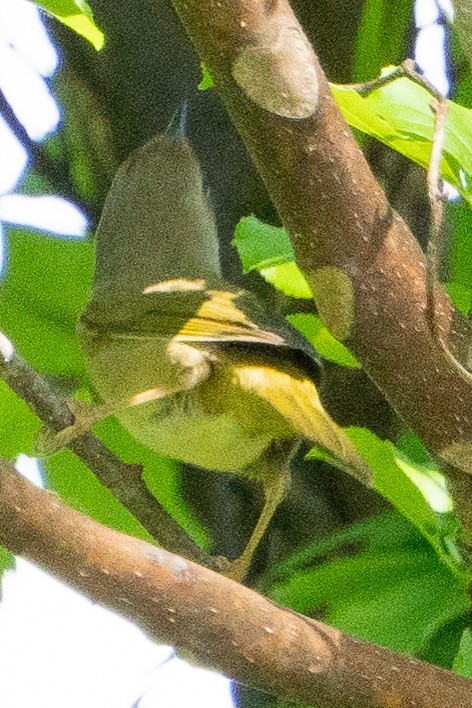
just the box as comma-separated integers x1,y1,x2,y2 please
0,332,215,568
348,58,445,101
0,456,470,708
426,97,472,385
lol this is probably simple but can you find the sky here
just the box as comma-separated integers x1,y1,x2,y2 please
0,0,451,706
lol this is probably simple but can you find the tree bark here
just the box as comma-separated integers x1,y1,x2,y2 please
0,458,470,708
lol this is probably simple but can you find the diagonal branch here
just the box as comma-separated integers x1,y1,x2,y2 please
168,0,472,533
0,456,470,708
0,332,214,568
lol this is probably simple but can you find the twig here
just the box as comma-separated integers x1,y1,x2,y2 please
0,331,215,568
426,97,472,385
349,58,444,102
349,60,472,385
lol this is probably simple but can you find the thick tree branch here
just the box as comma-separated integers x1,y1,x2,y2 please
0,333,214,567
168,0,472,524
0,457,470,708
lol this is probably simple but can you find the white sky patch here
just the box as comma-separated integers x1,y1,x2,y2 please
0,194,87,237
415,0,440,28
415,23,449,95
16,454,43,485
0,43,60,140
438,0,454,22
0,0,58,77
0,456,235,708
0,555,176,708
0,115,27,194
137,659,234,708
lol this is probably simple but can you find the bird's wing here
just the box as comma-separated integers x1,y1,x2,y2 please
80,278,322,379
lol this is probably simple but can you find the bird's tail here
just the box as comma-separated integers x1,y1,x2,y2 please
235,364,372,487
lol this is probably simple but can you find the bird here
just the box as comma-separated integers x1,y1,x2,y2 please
69,130,371,582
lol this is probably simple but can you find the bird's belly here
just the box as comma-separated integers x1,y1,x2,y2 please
117,400,272,472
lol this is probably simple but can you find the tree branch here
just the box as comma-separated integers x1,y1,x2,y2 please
0,456,470,707
0,332,214,568
167,0,472,535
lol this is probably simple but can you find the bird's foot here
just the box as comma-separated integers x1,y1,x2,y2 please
35,399,103,455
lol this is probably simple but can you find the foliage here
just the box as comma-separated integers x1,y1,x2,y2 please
28,0,104,49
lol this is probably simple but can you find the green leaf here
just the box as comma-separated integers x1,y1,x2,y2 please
445,282,472,315
447,200,472,292
454,628,472,679
271,512,417,582
198,64,214,91
42,449,154,540
43,417,208,547
233,216,312,299
328,427,462,574
0,228,94,377
233,216,295,272
30,0,104,50
260,262,312,299
331,74,472,206
95,417,209,547
287,313,361,368
271,513,468,656
0,381,41,458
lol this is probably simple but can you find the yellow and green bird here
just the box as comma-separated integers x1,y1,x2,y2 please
76,133,371,581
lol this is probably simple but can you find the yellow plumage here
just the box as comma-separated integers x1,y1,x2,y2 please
75,134,371,581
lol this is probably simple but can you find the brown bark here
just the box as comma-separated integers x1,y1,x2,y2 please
0,457,470,708
167,0,472,529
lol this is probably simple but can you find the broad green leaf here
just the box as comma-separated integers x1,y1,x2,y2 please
233,216,296,272
445,282,472,315
271,512,417,582
271,513,468,656
454,628,472,678
447,200,472,292
331,74,472,206
308,427,461,574
0,228,94,377
0,381,41,458
233,216,312,299
287,314,360,368
198,64,214,91
259,262,312,299
42,449,153,541
30,0,104,50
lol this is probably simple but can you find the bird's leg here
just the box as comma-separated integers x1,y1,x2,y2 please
36,385,174,455
35,399,116,455
224,441,298,583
